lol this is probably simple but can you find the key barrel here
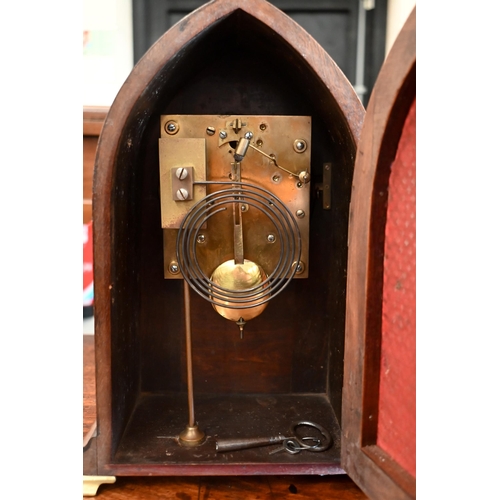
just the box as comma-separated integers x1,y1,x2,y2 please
216,435,284,453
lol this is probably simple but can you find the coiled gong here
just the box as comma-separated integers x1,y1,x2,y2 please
176,182,302,323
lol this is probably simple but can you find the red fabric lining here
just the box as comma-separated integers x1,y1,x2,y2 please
377,98,416,477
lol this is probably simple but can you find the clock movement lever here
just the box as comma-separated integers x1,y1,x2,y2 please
233,135,310,184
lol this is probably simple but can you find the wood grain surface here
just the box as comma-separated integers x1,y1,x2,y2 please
84,334,96,443
93,474,367,499
83,106,108,224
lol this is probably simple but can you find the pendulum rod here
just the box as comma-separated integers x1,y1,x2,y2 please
232,161,244,265
178,280,205,446
184,280,195,426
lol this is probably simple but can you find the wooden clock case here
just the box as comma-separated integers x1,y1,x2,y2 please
84,1,415,498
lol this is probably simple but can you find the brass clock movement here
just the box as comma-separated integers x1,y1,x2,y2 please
159,114,312,443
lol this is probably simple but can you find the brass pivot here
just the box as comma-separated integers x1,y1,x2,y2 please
179,423,206,446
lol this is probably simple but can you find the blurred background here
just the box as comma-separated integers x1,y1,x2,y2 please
83,0,415,108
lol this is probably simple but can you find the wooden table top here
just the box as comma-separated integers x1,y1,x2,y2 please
83,334,368,499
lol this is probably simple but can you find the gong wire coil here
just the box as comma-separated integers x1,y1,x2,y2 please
177,181,301,306
176,181,302,309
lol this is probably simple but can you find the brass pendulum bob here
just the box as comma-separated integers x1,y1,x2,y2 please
210,161,269,336
210,258,269,324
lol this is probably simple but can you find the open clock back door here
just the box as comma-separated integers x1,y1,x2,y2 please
341,8,416,500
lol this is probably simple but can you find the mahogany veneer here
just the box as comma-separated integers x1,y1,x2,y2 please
83,107,108,224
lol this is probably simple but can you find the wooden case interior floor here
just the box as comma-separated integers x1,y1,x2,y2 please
84,334,367,498
114,392,341,469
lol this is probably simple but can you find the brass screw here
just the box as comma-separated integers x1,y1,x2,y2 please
293,139,307,153
206,126,215,136
267,234,276,243
165,121,179,135
292,261,305,275
296,209,305,218
197,235,206,244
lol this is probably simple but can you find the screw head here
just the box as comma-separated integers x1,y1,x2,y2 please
256,139,263,147
206,126,215,136
272,174,281,183
165,121,179,135
240,204,248,212
296,209,305,218
219,130,227,139
244,131,253,139
176,167,188,180
267,234,276,243
176,188,189,200
169,262,180,274
296,181,303,188
196,234,205,244
259,123,267,131
292,261,305,275
293,139,307,153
